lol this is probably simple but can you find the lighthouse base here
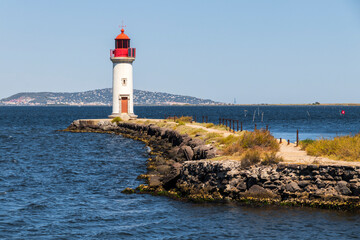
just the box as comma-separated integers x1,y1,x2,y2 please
108,113,138,121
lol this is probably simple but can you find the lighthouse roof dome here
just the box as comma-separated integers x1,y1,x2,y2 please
115,28,130,40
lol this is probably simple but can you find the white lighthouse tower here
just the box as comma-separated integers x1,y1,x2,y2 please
109,28,137,120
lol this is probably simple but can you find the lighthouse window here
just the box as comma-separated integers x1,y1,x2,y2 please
122,78,127,86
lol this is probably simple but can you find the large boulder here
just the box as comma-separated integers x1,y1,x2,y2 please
285,181,301,192
336,181,352,195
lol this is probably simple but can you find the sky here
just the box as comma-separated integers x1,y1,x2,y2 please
0,0,360,104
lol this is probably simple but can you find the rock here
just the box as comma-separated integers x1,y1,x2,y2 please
285,181,300,192
270,172,280,181
350,182,360,195
188,138,205,148
181,145,194,160
121,187,135,194
260,170,270,181
168,146,180,159
193,145,211,160
315,178,326,188
245,185,276,198
149,176,162,188
156,165,172,175
237,181,247,191
246,176,258,189
336,181,352,195
298,180,310,188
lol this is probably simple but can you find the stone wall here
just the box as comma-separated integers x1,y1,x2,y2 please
177,160,360,204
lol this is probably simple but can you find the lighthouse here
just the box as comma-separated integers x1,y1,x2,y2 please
109,28,137,120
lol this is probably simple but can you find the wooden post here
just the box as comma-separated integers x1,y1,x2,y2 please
255,124,257,131
237,120,239,131
287,139,290,145
241,122,243,131
296,129,299,147
232,120,235,132
280,138,282,143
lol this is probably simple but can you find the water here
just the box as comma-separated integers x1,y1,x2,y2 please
0,106,360,239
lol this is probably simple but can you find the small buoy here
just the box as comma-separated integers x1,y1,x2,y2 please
341,110,345,115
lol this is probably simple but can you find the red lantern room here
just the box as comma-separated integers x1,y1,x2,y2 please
110,28,136,58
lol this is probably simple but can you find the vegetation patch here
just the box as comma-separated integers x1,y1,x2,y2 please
223,130,279,156
111,117,122,123
205,123,214,128
241,149,261,167
300,134,360,161
261,152,284,165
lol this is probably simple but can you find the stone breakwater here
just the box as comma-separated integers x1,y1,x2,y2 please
178,161,360,208
66,120,360,210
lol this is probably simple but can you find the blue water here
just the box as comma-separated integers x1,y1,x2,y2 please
1,106,360,239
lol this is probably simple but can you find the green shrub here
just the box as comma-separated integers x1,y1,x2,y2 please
261,152,283,165
111,117,122,123
241,149,261,168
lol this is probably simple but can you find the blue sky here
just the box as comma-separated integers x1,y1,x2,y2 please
1,0,360,103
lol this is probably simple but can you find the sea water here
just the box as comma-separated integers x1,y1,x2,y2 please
0,106,359,239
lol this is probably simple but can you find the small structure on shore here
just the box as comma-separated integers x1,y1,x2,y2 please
109,27,137,120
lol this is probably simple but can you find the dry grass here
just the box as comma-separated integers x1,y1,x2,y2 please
205,123,214,128
261,152,284,165
203,132,223,145
241,149,261,167
300,134,360,161
223,130,279,156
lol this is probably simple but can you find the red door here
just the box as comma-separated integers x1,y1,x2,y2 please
121,97,128,113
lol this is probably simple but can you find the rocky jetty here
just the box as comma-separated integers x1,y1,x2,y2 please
65,119,360,210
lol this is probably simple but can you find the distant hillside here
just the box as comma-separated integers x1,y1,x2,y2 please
0,88,221,106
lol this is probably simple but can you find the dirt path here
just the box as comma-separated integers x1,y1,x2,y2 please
134,119,360,166
277,141,360,166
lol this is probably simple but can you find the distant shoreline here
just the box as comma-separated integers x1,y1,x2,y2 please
1,103,360,107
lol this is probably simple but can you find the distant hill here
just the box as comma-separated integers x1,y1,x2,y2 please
0,88,221,106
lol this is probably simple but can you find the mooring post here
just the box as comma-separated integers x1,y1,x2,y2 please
280,138,282,143
288,139,290,145
296,129,299,147
255,124,257,131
